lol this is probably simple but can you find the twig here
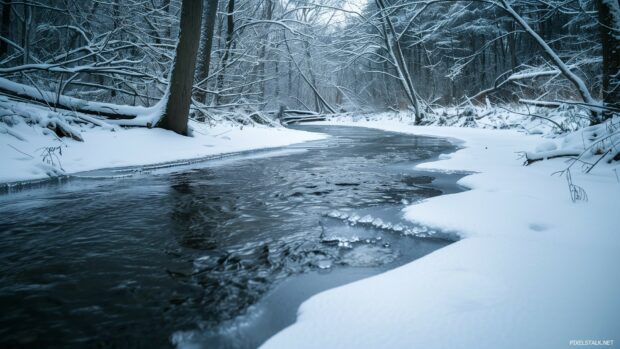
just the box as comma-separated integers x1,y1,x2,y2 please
7,144,34,159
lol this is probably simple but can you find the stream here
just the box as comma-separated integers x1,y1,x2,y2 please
0,125,464,348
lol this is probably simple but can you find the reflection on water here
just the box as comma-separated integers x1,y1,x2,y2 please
0,125,462,348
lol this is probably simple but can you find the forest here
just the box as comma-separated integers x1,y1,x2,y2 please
0,0,618,134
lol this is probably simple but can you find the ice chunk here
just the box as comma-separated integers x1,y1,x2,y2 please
381,222,393,230
322,235,360,245
317,259,332,269
359,214,373,223
327,210,342,218
348,214,361,224
372,218,384,227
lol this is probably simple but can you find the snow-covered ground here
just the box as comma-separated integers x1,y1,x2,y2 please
262,116,620,348
0,104,326,185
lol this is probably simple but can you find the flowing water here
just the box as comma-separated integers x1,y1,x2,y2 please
0,125,463,348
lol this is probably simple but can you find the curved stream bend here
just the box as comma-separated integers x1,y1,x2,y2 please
0,125,464,348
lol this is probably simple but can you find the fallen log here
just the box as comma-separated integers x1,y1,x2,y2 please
281,116,326,125
523,149,581,165
0,77,154,120
282,109,319,116
519,99,562,108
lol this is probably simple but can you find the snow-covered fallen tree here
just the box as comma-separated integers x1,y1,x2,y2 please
0,77,165,127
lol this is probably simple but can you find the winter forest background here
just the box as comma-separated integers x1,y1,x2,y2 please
0,0,618,133
1,1,619,348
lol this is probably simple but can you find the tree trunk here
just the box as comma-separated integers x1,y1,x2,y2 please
274,31,281,100
258,0,273,105
0,0,11,57
196,0,219,104
21,1,31,64
284,37,335,114
287,57,292,97
215,0,235,105
162,0,172,40
303,40,320,112
508,22,517,70
158,0,204,136
376,0,421,124
596,0,620,117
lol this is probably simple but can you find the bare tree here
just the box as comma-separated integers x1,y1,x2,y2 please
159,0,204,135
498,0,598,122
0,0,615,134
214,0,235,106
195,0,219,104
375,0,422,123
0,0,11,57
596,0,620,115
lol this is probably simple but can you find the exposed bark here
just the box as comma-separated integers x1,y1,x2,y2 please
196,0,219,104
162,0,172,39
21,0,31,64
215,0,235,105
258,0,273,104
507,23,515,69
596,0,620,118
303,39,320,112
0,0,11,57
158,0,204,135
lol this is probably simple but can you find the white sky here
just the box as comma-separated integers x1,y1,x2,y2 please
315,0,369,26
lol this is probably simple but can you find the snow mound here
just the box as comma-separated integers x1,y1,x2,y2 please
535,141,557,152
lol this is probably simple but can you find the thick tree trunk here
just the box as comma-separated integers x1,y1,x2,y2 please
196,0,219,104
0,0,11,57
158,0,204,136
596,0,620,117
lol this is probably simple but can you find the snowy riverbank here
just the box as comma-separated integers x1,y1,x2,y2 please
262,117,620,348
0,118,326,185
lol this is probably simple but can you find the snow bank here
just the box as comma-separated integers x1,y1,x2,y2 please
0,103,326,184
262,118,620,349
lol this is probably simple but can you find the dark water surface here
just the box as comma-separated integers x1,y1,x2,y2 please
0,125,462,348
